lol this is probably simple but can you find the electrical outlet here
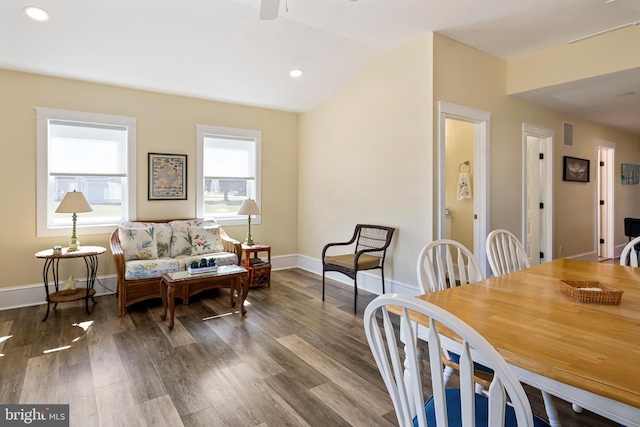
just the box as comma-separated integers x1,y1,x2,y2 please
559,246,563,255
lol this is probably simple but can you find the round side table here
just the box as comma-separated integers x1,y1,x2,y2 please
35,246,106,321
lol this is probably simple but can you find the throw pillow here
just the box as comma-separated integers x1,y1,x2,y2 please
154,223,172,257
189,225,224,255
118,226,159,261
169,219,202,257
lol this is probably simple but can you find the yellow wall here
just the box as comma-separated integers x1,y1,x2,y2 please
508,25,640,94
299,35,434,287
0,69,298,289
433,33,640,258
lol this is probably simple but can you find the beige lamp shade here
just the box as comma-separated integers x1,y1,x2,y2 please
55,190,93,214
238,199,261,216
55,190,92,251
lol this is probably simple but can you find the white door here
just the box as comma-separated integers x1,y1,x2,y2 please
522,124,553,264
526,136,542,266
596,141,615,260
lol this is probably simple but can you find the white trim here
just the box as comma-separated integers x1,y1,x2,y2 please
35,107,137,237
438,102,491,277
195,125,262,227
522,124,554,264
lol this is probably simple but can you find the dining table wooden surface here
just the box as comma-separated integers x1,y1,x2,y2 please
411,258,640,426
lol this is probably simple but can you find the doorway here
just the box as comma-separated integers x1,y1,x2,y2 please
438,102,491,277
596,140,615,260
522,124,553,266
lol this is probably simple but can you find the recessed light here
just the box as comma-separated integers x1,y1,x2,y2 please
289,69,303,78
24,6,50,21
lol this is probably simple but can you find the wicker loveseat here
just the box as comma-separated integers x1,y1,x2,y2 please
110,218,242,316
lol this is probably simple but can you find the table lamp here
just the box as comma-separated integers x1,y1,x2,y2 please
55,190,93,251
237,199,260,246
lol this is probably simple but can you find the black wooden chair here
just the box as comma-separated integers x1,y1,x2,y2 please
624,217,640,248
321,224,395,313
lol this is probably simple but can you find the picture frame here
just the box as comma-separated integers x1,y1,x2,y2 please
621,164,640,185
148,153,187,200
563,156,590,183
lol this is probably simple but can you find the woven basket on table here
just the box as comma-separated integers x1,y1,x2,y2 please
560,280,623,305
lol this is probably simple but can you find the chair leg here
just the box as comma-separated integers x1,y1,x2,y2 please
381,266,386,294
353,275,358,313
322,268,326,301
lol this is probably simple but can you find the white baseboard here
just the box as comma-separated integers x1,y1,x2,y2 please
0,254,416,311
0,276,117,312
296,254,420,296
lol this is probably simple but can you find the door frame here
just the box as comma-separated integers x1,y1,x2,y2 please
595,139,615,260
522,124,554,264
437,101,491,277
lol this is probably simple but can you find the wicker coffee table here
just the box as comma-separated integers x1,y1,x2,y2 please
159,265,249,330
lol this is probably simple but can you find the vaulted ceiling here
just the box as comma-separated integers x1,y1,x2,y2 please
2,0,639,134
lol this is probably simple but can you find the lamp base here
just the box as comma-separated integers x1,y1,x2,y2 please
68,237,80,252
244,216,254,246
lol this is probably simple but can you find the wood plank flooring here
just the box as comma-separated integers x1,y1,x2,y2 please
0,269,622,426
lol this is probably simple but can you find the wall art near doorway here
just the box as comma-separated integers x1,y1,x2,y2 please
148,153,187,200
621,164,640,185
563,156,590,182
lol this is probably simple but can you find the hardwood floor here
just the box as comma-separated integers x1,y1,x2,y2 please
0,269,621,426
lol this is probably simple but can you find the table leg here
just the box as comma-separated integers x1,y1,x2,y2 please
82,255,99,315
159,277,168,321
42,258,54,321
542,391,562,427
230,278,236,307
240,273,249,317
167,285,176,330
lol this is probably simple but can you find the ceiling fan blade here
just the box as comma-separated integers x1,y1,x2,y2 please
260,0,280,20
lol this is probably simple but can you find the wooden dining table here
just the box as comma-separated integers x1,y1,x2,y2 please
411,258,640,427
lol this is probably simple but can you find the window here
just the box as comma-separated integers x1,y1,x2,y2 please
36,108,137,237
196,125,261,226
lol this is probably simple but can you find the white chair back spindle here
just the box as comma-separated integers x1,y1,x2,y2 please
417,239,484,293
486,229,530,277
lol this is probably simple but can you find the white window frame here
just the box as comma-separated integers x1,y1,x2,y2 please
36,107,137,237
196,125,262,226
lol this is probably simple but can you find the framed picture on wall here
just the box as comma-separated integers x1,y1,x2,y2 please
563,156,590,183
621,164,640,185
148,153,187,200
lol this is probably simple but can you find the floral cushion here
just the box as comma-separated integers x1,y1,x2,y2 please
154,223,172,257
189,225,224,255
124,258,181,280
169,219,203,257
120,221,172,258
118,226,158,261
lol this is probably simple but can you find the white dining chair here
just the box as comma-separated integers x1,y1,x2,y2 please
416,239,484,293
416,239,492,390
486,229,530,277
417,238,564,424
364,293,550,427
620,235,640,267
